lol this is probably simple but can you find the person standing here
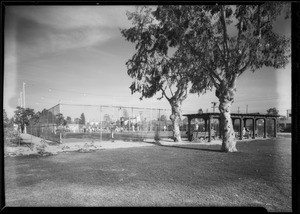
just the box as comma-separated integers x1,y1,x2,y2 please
111,122,115,142
242,127,246,138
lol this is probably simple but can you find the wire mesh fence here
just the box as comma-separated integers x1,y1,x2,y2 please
27,103,277,144
28,104,190,143
27,104,61,143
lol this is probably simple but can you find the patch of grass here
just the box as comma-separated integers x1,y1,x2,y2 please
4,138,291,211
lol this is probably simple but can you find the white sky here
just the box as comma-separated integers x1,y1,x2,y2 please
4,5,291,119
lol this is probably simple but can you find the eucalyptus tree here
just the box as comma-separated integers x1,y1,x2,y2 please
151,4,291,151
121,6,211,142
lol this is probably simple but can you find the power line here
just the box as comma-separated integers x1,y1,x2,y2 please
26,83,134,98
59,103,169,111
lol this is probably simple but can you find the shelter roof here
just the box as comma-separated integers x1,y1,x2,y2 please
183,112,280,119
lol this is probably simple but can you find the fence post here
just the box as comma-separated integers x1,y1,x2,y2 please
18,130,21,147
155,109,161,142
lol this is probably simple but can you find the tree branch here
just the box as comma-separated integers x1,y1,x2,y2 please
205,65,222,85
161,87,171,101
238,55,252,76
168,85,174,97
220,6,230,72
209,75,220,90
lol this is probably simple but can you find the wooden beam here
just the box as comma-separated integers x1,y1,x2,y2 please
263,118,267,138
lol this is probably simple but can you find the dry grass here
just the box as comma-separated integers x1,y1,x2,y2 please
4,137,291,211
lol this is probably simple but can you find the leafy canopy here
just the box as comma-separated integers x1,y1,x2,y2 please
151,4,291,96
121,6,211,103
14,106,36,127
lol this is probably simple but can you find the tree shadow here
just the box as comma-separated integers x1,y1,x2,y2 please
158,144,224,153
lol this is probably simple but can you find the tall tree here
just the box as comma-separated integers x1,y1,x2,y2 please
198,108,204,114
55,113,67,126
74,118,80,124
79,113,86,125
13,106,36,133
121,6,210,142
66,116,72,124
151,4,290,151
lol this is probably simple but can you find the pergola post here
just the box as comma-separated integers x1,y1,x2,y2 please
218,118,222,139
188,117,192,141
252,118,255,139
204,118,207,132
274,118,277,137
243,118,247,129
208,116,212,142
232,118,235,129
239,117,243,140
263,118,267,138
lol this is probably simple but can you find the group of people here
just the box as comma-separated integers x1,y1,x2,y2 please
193,124,256,139
242,127,258,138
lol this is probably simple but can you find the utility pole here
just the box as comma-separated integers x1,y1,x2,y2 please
246,105,248,113
20,92,23,108
211,102,217,113
23,82,26,133
238,107,240,114
23,82,26,108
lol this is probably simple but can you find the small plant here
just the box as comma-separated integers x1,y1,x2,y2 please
33,139,51,156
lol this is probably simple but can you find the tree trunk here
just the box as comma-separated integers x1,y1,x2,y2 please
217,86,237,152
169,101,182,142
21,124,24,133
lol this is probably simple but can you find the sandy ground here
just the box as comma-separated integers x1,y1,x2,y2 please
4,134,154,157
4,133,284,157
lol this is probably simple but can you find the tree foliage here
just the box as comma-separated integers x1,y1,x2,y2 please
13,106,36,132
133,4,291,151
66,116,72,124
79,113,86,125
266,107,279,115
3,109,12,128
152,4,290,95
121,6,213,142
55,113,67,126
121,6,212,103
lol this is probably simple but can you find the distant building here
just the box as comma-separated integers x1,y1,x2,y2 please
67,123,80,133
89,121,100,126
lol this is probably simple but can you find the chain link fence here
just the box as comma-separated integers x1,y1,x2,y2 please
28,104,190,143
27,104,61,143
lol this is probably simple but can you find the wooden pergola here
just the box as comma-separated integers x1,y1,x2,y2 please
183,113,280,142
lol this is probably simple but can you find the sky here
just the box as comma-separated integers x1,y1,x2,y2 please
3,5,291,119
